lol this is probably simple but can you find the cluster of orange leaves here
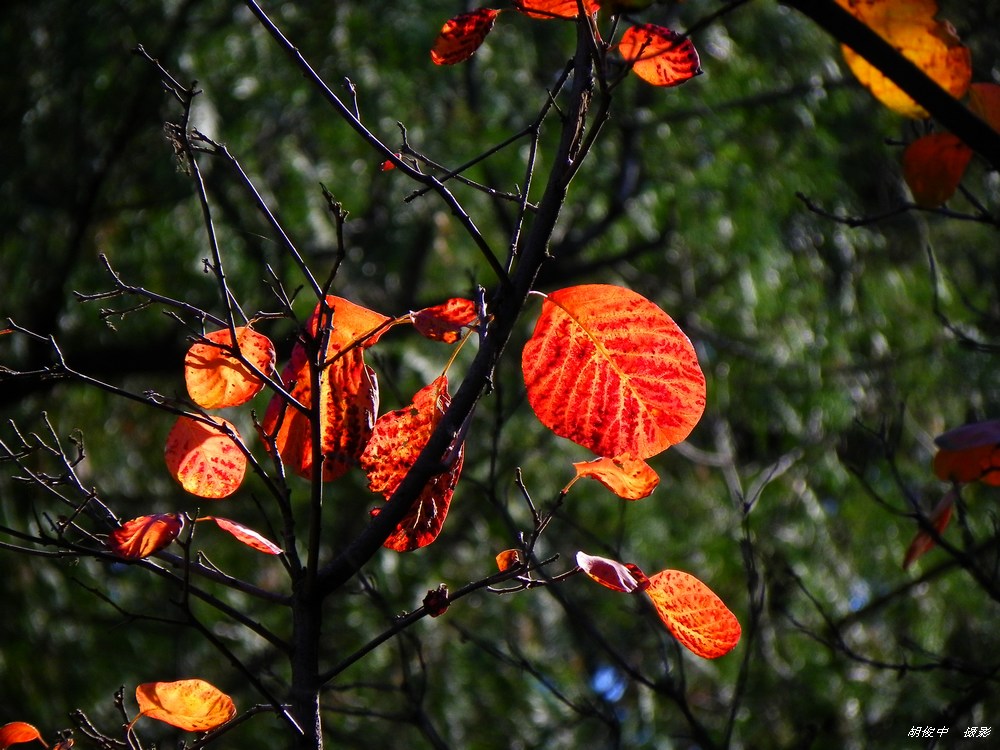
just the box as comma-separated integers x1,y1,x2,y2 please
836,0,1000,207
903,419,1000,568
430,0,702,88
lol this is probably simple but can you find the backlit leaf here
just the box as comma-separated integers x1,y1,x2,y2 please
522,284,705,460
514,0,600,19
431,9,501,66
933,444,1000,486
135,679,236,732
260,296,388,481
969,82,1000,132
576,551,650,593
902,133,972,207
618,25,702,88
573,456,659,500
108,514,183,560
184,327,275,409
0,722,44,749
203,517,282,555
361,376,464,551
645,569,741,659
411,298,478,343
164,416,246,498
496,548,522,571
902,489,955,569
836,0,971,118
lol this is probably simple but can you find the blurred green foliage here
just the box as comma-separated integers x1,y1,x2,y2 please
3,1,1000,748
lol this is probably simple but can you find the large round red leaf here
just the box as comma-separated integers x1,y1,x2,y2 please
431,9,501,66
618,25,702,88
184,326,275,409
522,284,705,460
645,570,741,659
164,416,246,499
135,679,236,732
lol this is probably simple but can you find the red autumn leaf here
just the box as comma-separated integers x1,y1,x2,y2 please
933,444,1000,486
431,8,501,66
514,0,600,19
260,296,388,482
522,284,706,461
411,298,478,344
902,133,972,207
0,722,44,750
902,489,955,569
134,679,236,732
184,326,275,409
618,25,702,87
934,419,1000,451
202,517,282,555
361,376,464,551
423,584,450,617
108,514,184,560
645,569,741,659
165,416,246,498
573,456,659,500
835,0,971,118
576,551,650,593
969,82,1000,132
496,548,523,571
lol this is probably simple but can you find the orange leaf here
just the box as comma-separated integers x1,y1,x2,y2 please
645,570,741,659
496,548,523,571
576,551,650,593
514,0,600,19
361,376,464,551
969,82,1000,132
522,284,705,461
902,133,972,207
203,517,282,555
836,0,971,118
108,514,184,560
165,416,246,498
431,8,501,65
411,298,478,344
260,296,388,482
184,327,275,409
135,679,236,732
0,722,44,750
902,489,955,569
573,456,659,500
618,25,702,88
933,444,1000,486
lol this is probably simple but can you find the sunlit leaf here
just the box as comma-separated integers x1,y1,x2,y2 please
108,514,184,560
134,679,236,732
902,133,972,207
933,444,1000,486
836,0,971,118
0,722,44,749
202,517,282,555
431,9,501,66
573,456,659,500
164,416,246,499
645,570,741,659
576,551,650,593
969,82,1000,132
361,375,464,551
496,548,522,571
522,284,706,461
935,419,1000,451
411,298,478,343
514,0,600,19
618,25,702,87
260,296,388,481
902,489,955,569
184,326,275,409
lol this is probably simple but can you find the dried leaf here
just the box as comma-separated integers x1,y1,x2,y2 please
618,25,702,87
423,584,450,617
164,416,246,499
836,0,971,118
431,9,501,65
573,456,659,500
135,679,236,732
902,133,972,207
203,517,282,555
645,570,741,658
522,284,705,461
0,722,44,750
902,489,955,569
108,514,184,560
576,551,650,593
411,298,478,343
496,548,523,571
361,376,464,551
184,327,275,409
514,0,600,19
